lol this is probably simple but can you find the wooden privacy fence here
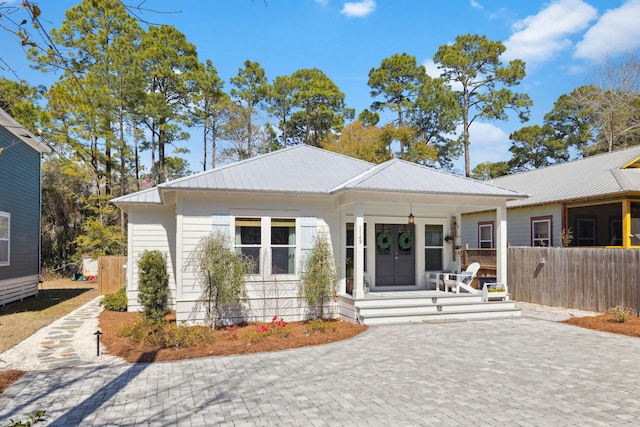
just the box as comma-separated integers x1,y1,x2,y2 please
98,256,127,295
508,247,640,314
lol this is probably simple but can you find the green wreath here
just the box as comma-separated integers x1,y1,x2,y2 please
377,231,391,250
399,232,414,250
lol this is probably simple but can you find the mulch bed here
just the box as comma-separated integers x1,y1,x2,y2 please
99,311,368,363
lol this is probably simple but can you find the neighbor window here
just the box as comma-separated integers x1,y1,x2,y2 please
424,224,443,271
531,216,552,247
478,222,494,248
576,217,596,246
0,212,9,266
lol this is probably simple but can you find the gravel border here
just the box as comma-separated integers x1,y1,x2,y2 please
516,301,601,322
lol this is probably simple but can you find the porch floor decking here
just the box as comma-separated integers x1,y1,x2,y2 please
338,290,520,325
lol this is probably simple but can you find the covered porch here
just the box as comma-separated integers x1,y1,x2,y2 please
330,158,524,325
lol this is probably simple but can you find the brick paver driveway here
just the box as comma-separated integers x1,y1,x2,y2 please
2,317,640,426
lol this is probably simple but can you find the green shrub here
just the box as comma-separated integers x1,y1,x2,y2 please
118,317,213,348
306,318,337,334
300,233,338,320
137,250,170,322
186,232,251,329
608,305,634,323
6,410,46,427
100,287,128,312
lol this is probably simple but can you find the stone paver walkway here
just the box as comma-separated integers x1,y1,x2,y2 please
0,296,123,372
2,316,640,426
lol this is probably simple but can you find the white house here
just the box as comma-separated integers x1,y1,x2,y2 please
112,145,525,325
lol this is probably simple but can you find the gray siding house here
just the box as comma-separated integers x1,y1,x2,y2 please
0,107,51,305
113,145,525,325
462,146,640,249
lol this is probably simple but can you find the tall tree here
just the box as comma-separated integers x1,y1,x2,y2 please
0,78,47,135
507,125,569,172
140,25,200,184
289,68,352,146
407,75,461,168
433,34,532,177
573,51,640,154
29,0,143,197
321,120,390,163
368,53,425,155
192,59,227,170
542,87,597,156
265,74,296,147
230,60,268,157
470,161,511,180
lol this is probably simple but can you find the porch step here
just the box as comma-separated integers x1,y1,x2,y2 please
359,306,521,325
355,299,520,326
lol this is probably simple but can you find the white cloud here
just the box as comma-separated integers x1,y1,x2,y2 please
574,0,640,61
503,0,598,63
341,0,376,18
452,122,511,170
422,59,440,78
470,0,483,10
422,59,464,91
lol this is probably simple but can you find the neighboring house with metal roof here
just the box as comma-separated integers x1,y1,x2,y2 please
0,107,51,306
112,145,526,325
461,145,640,249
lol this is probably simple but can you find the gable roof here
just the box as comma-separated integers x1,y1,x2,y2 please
339,158,524,198
491,145,640,208
113,145,527,205
0,107,51,154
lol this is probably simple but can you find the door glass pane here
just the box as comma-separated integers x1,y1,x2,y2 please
397,224,414,253
376,224,391,255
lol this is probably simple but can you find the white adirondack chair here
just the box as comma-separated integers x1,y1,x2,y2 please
443,262,481,294
426,261,459,291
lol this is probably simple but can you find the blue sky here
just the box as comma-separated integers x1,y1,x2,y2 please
2,0,640,173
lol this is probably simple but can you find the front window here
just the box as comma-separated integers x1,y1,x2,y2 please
235,218,261,274
478,222,494,248
0,212,9,265
271,218,296,274
346,222,367,278
424,224,443,271
531,216,552,247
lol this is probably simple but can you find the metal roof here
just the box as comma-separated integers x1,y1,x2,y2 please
161,144,374,193
113,145,528,206
0,107,51,154
491,146,640,208
111,186,162,205
339,158,526,198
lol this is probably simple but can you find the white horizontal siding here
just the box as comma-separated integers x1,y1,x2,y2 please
126,206,177,312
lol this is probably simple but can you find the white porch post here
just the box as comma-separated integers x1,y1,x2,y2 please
353,203,366,299
496,204,508,284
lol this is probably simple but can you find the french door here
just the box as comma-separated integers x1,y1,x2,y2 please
374,223,415,287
